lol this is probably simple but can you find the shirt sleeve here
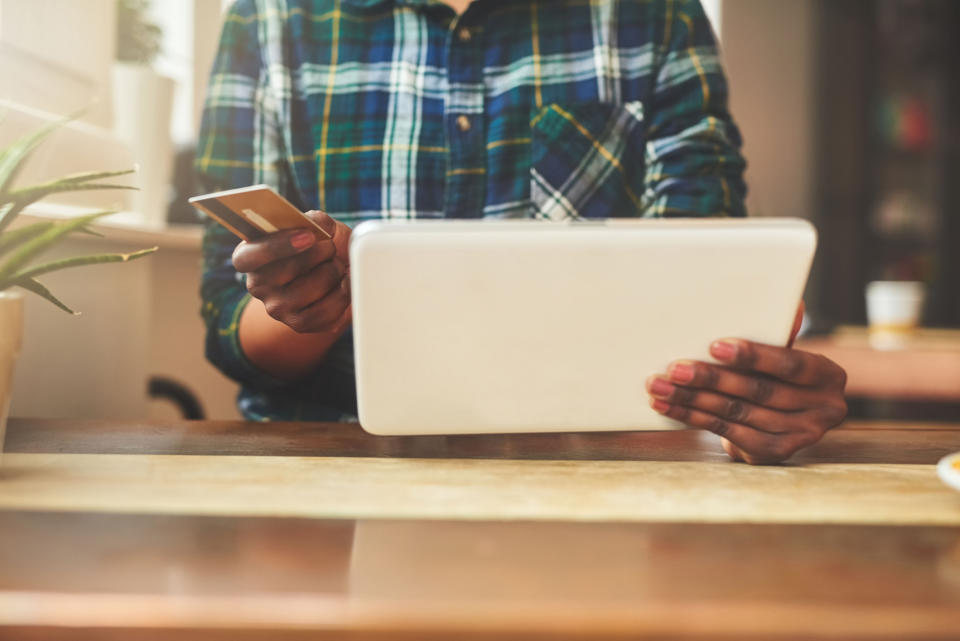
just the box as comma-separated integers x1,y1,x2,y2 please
643,0,747,217
195,0,290,390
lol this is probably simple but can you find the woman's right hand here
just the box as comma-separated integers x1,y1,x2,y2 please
232,211,352,334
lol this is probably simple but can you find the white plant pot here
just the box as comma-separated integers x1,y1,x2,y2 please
0,291,24,458
112,62,176,228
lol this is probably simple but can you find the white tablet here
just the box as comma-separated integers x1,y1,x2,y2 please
349,218,817,435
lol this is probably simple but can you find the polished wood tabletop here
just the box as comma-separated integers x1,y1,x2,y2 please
1,417,960,640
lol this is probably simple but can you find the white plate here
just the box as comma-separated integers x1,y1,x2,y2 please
937,452,960,492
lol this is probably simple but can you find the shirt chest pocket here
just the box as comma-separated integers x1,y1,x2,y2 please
529,101,646,220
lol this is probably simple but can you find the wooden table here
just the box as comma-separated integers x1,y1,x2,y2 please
1,418,960,640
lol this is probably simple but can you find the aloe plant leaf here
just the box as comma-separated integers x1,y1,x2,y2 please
0,221,55,259
35,168,136,186
0,182,137,236
0,201,26,236
7,168,137,205
9,277,78,315
1,246,157,285
76,225,105,238
0,221,104,261
0,113,75,196
0,210,117,281
9,181,137,207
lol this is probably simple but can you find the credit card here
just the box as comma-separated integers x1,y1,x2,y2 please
189,184,332,241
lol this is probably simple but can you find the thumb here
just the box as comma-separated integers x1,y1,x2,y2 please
304,209,338,239
331,218,352,263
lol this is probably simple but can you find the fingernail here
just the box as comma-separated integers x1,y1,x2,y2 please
710,340,738,362
648,377,674,397
650,398,670,413
291,230,315,250
668,362,695,383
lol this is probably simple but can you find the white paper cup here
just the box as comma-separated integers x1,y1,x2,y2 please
865,281,925,350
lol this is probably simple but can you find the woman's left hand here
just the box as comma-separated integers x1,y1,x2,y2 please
645,316,848,464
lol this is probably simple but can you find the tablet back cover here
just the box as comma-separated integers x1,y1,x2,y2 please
350,219,816,435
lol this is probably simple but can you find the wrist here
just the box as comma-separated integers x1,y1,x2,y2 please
238,297,347,380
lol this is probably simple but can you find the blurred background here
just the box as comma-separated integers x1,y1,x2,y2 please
0,0,958,422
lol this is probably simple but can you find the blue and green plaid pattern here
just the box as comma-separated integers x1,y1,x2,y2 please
198,0,747,421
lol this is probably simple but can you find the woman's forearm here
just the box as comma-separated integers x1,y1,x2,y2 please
238,297,350,380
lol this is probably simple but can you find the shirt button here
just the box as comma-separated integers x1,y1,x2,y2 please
456,115,471,132
458,27,472,42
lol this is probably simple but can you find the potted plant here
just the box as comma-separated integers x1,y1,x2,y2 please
116,0,163,66
113,0,175,227
0,116,156,455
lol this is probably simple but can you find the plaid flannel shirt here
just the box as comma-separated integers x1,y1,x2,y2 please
197,0,747,421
